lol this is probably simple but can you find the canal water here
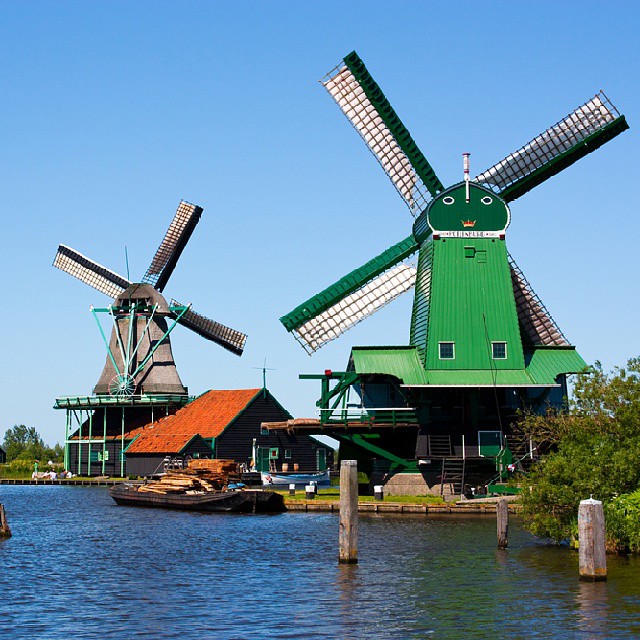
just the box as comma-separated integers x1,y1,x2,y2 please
0,486,639,639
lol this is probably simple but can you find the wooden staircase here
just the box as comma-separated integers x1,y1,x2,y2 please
440,457,466,500
428,434,453,457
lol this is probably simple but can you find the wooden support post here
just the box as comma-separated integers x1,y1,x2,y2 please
578,498,607,581
339,460,358,564
497,498,508,549
0,504,11,538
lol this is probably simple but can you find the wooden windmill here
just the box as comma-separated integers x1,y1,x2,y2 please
277,52,628,491
54,200,247,398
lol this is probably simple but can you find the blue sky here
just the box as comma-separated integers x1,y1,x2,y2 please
0,1,637,446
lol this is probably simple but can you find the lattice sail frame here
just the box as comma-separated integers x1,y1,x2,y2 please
293,263,417,354
475,92,620,194
54,245,131,299
508,254,569,347
322,63,432,216
171,299,247,356
143,200,203,291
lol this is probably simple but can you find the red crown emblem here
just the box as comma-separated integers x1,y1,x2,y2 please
462,220,476,228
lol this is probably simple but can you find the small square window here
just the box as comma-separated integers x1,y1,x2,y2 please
284,449,292,459
464,246,475,258
492,342,507,359
260,426,269,436
439,342,455,359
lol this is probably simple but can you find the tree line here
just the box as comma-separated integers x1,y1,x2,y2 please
2,425,63,463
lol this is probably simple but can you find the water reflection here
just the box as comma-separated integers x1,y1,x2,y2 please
576,581,609,639
0,489,639,639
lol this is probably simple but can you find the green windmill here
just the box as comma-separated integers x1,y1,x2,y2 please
278,52,629,495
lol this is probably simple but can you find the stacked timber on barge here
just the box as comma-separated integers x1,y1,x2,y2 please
110,459,285,513
137,459,240,494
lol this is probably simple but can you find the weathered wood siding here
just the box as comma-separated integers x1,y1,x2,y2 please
216,392,331,472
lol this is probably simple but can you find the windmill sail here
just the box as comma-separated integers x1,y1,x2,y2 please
294,264,417,354
322,51,444,215
508,255,568,347
171,300,247,356
53,245,131,299
281,236,419,354
475,92,629,202
143,201,203,292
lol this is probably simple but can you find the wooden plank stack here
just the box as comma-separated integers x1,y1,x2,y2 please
137,459,241,494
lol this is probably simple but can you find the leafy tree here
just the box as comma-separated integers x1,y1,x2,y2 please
3,425,46,462
517,357,640,548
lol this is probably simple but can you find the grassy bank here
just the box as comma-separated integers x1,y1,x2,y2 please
276,489,446,504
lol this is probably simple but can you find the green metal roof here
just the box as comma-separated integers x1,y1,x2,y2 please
350,346,428,385
349,344,586,388
524,347,588,383
280,235,419,332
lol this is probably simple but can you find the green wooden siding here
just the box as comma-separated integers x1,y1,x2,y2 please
409,239,434,362
423,238,524,371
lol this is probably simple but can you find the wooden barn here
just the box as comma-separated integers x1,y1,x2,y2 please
123,388,332,478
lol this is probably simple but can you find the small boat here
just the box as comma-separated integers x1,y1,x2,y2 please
260,470,331,488
109,483,286,513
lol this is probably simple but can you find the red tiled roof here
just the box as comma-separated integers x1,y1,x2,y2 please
125,389,262,454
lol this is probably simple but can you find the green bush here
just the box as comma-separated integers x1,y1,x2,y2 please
517,357,640,550
604,489,640,553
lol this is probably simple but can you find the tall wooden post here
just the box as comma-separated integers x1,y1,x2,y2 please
578,498,607,581
497,498,508,549
0,504,11,538
339,460,358,564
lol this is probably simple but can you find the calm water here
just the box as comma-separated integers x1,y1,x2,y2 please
0,486,639,639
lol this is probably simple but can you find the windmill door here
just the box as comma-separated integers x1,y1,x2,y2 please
478,431,503,457
256,447,271,472
316,449,327,471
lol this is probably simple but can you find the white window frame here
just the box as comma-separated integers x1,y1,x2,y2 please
492,341,507,360
439,341,455,360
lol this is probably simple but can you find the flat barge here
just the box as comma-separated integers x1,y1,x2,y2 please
110,484,286,513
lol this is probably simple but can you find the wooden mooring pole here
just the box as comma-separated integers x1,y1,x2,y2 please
339,460,358,564
578,497,607,581
0,503,11,538
497,499,508,550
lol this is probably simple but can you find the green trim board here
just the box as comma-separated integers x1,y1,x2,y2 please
343,51,444,198
280,235,419,332
54,394,191,409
